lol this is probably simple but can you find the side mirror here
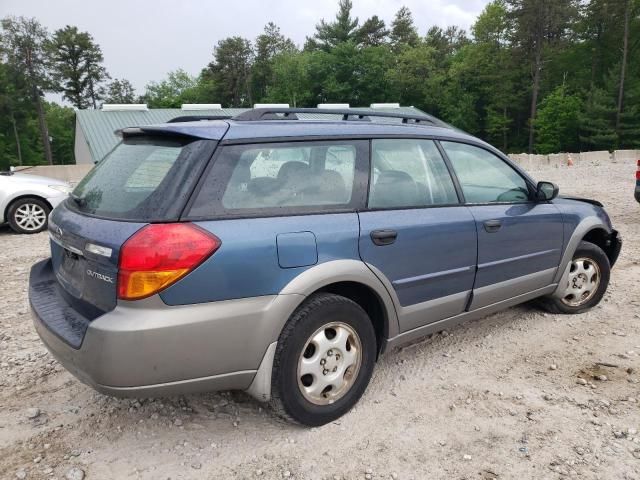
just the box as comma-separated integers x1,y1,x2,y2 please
536,181,559,201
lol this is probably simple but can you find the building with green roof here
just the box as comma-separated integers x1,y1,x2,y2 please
74,103,425,164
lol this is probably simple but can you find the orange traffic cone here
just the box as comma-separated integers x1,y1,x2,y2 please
567,154,574,167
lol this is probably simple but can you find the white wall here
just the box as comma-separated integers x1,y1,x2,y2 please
74,118,94,165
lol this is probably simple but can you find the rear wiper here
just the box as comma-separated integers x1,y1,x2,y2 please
70,193,85,207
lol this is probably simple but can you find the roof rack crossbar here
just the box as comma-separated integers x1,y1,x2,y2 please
232,108,444,126
167,115,232,123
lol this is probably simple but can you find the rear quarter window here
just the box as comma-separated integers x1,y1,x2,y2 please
188,140,368,218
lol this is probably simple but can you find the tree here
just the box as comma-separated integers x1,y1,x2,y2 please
615,0,631,133
390,6,419,48
204,37,253,106
425,26,469,65
142,70,199,108
535,84,581,153
45,101,75,164
356,16,388,47
309,0,359,50
385,44,437,108
473,0,511,44
579,82,617,150
251,23,296,102
266,50,311,106
47,25,110,109
104,78,136,104
0,16,53,164
506,0,579,153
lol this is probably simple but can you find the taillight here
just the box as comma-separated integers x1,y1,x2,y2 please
636,160,640,180
118,223,220,300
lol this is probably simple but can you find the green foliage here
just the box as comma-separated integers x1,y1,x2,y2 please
1,0,640,169
47,25,109,109
390,7,419,48
251,23,296,102
45,101,75,164
356,16,388,47
104,78,136,104
0,16,54,164
310,0,359,50
142,70,200,108
203,37,253,107
535,85,581,153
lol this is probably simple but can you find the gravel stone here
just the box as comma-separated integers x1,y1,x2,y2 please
65,467,85,480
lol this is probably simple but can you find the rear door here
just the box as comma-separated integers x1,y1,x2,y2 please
358,139,477,333
171,140,369,305
440,141,564,309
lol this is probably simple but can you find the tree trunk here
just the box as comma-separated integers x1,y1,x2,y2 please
33,86,53,165
503,106,508,151
615,0,630,133
10,112,23,166
528,41,543,154
89,79,97,109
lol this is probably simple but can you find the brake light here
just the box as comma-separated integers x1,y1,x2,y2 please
118,223,220,300
636,160,640,180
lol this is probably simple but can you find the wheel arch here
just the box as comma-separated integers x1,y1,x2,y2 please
581,227,619,266
279,259,400,353
552,218,613,298
4,194,53,225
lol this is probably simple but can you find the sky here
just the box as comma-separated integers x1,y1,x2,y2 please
0,0,491,95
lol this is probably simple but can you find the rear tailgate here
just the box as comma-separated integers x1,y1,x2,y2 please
48,203,145,319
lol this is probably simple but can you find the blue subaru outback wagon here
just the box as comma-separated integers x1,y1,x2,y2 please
29,108,621,426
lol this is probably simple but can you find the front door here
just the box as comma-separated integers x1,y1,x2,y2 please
440,141,564,309
358,139,478,333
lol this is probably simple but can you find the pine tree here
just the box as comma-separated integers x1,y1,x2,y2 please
48,25,109,109
310,0,359,50
104,79,136,104
356,16,388,47
390,6,419,48
0,16,53,164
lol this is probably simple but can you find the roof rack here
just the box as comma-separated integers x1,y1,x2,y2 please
167,115,232,123
232,108,446,126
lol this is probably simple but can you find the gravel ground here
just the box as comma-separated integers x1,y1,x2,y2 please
1,163,639,480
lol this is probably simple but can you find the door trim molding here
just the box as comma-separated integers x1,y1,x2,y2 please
470,267,556,310
392,265,475,287
477,249,560,269
386,283,556,350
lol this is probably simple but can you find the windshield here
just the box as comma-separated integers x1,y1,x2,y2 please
68,136,215,221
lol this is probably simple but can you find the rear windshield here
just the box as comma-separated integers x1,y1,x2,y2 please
68,137,215,221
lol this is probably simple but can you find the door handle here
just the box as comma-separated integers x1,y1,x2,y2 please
370,229,397,246
484,219,502,233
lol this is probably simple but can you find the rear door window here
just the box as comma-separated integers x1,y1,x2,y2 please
369,139,459,209
68,137,216,221
188,140,368,218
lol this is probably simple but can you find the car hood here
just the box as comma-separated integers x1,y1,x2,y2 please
7,173,70,187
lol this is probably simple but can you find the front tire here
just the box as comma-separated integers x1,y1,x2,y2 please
540,241,610,314
7,197,50,234
270,293,376,426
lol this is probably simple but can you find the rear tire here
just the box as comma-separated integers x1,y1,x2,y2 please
539,241,610,314
270,293,376,426
7,197,50,234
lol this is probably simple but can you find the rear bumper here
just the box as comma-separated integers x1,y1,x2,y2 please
30,259,302,397
635,182,640,203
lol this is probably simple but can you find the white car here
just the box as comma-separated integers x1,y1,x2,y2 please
0,170,71,234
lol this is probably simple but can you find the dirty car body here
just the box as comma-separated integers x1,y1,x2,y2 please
29,108,621,425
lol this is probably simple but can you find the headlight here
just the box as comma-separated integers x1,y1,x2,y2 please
49,184,72,194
